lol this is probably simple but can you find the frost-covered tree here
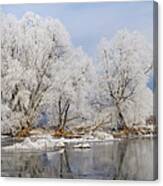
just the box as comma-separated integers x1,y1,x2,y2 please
97,30,153,129
1,12,97,135
45,48,96,131
1,12,71,135
1,12,154,136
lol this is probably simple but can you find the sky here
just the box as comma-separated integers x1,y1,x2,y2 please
1,1,153,58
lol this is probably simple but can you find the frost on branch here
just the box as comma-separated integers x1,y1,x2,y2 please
45,47,96,131
1,12,154,138
96,30,153,130
1,12,71,135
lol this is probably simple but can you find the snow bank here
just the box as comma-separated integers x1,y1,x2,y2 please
93,131,114,140
2,132,115,152
2,135,65,151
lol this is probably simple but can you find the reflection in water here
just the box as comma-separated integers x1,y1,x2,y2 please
1,138,156,180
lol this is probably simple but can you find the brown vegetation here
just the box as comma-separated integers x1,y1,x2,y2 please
51,128,81,139
112,125,156,138
16,127,32,138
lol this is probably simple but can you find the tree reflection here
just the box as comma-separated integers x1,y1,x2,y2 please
59,147,73,178
113,140,128,179
1,139,154,180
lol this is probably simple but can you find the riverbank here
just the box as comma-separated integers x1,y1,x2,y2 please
1,126,156,152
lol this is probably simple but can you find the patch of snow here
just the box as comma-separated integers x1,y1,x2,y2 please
141,133,155,138
29,129,45,135
55,141,65,148
2,135,64,151
93,131,114,140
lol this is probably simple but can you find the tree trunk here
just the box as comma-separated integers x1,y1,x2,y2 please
57,98,70,131
116,103,127,130
58,97,63,128
62,103,70,130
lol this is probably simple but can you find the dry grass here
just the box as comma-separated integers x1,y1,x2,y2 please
51,129,81,138
16,127,32,138
112,125,155,138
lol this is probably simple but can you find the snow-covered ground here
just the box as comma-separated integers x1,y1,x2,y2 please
2,132,116,152
2,127,155,152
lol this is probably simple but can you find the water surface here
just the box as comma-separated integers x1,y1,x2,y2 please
1,138,156,180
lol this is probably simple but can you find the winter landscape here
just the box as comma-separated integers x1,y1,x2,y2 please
1,2,157,180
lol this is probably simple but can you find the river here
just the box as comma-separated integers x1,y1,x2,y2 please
1,137,157,180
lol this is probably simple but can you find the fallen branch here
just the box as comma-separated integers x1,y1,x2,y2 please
72,114,112,134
